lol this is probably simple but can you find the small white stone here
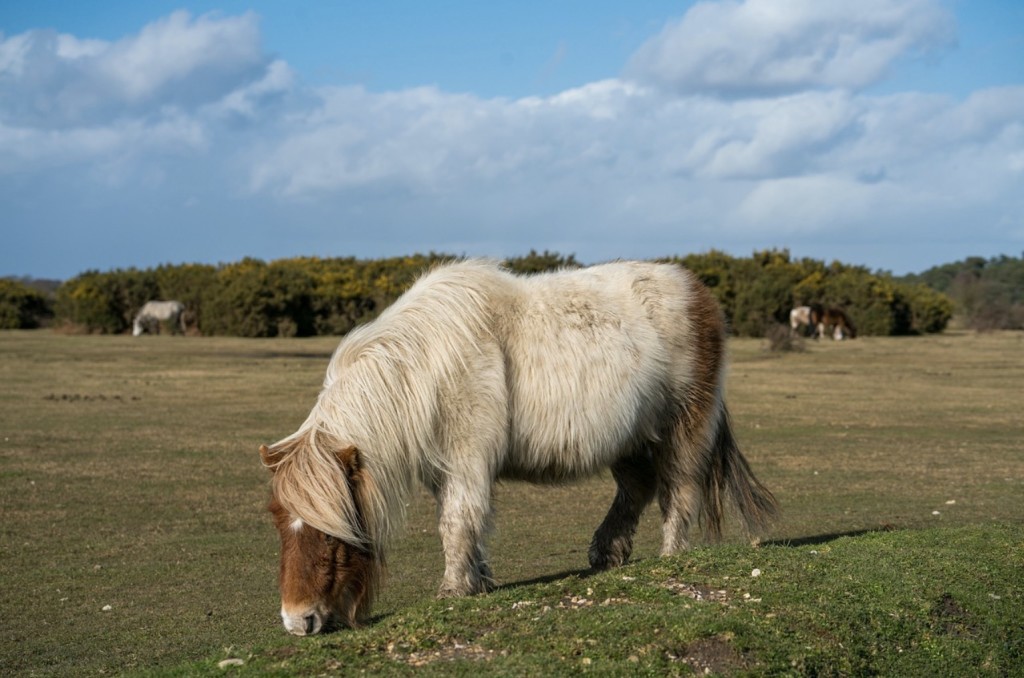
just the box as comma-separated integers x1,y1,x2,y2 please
945,500,956,505
102,605,112,611
751,568,762,578
932,511,940,516
218,658,245,669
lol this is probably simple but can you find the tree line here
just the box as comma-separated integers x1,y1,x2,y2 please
901,254,1024,331
1,249,960,336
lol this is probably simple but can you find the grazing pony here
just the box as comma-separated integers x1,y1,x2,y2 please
811,306,857,341
259,260,778,635
132,300,186,336
789,305,815,336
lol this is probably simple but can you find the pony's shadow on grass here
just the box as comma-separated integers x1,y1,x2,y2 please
763,526,897,548
497,567,599,592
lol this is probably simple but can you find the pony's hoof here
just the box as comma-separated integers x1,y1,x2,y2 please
437,587,466,599
588,550,628,571
438,583,483,598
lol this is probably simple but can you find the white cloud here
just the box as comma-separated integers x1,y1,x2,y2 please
692,90,864,179
626,0,955,96
95,10,264,104
0,11,290,179
0,11,272,127
733,174,885,233
0,113,206,175
206,59,295,120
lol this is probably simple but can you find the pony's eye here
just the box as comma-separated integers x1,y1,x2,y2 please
324,534,339,546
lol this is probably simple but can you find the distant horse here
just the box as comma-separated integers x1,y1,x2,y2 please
789,305,816,336
259,259,778,635
811,306,857,341
132,300,186,336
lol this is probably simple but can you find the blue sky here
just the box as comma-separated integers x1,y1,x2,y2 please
2,1,1022,279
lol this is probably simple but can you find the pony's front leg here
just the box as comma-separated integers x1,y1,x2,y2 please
435,480,496,598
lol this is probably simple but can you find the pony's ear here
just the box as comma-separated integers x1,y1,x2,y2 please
259,444,282,471
336,445,361,481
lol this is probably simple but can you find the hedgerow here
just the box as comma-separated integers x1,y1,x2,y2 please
52,249,952,336
0,278,53,329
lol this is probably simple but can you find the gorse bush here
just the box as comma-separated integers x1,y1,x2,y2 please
0,278,53,329
53,249,954,337
664,249,953,337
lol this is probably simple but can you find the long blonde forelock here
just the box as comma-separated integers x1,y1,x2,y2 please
269,432,368,547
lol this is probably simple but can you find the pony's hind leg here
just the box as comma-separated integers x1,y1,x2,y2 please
656,402,722,556
588,454,657,570
656,453,704,556
659,400,778,554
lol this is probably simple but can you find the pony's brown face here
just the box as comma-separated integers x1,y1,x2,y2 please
267,498,375,635
261,443,377,635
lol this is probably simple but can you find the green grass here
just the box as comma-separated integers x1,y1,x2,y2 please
1,330,1022,676
166,525,1023,676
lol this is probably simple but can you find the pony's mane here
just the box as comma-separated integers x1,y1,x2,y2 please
267,259,506,548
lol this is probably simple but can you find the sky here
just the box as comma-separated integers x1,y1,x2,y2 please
2,1,1022,280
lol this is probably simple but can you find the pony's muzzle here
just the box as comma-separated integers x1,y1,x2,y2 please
281,607,323,636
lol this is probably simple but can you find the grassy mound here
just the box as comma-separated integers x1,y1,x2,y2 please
169,524,1022,676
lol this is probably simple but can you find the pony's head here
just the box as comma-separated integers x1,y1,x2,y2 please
260,440,381,635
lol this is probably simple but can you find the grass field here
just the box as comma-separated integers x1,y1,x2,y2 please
1,330,1021,675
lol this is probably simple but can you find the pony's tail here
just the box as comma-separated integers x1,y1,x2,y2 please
700,404,779,543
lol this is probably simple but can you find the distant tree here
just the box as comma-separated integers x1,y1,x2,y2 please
903,254,1024,330
0,278,53,329
55,271,131,333
199,258,317,337
504,250,580,274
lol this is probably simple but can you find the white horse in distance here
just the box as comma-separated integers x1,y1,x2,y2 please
132,300,186,336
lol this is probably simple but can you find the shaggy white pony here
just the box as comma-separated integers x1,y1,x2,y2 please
261,259,778,635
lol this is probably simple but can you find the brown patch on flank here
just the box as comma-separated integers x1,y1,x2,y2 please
666,635,749,675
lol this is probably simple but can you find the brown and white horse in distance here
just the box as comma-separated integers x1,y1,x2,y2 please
791,304,856,340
